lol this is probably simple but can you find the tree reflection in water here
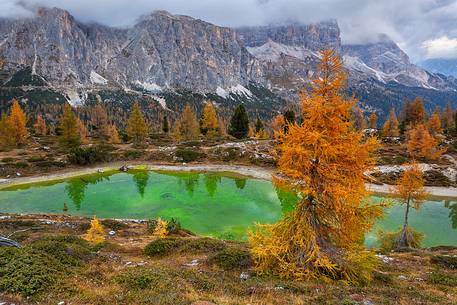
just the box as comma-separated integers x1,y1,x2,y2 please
444,200,457,229
65,174,111,210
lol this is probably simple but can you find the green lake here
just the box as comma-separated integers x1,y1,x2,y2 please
0,170,456,247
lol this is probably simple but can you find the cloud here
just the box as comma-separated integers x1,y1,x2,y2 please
422,36,457,59
2,0,457,61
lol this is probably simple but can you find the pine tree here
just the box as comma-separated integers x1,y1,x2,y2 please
162,115,169,134
91,104,110,140
428,108,442,135
249,50,382,283
368,112,378,129
255,117,264,133
174,104,200,141
59,103,80,148
126,102,148,146
228,105,249,139
394,162,428,249
200,101,219,137
8,99,28,146
33,114,47,136
0,112,14,149
382,108,400,137
406,123,445,160
108,124,121,144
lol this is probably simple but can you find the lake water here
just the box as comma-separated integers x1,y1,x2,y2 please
0,170,455,246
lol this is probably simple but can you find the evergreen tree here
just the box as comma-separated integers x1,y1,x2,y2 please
8,98,28,146
59,103,80,148
255,117,264,133
33,114,47,136
126,102,148,146
174,104,200,141
228,105,249,139
162,116,169,134
283,109,295,133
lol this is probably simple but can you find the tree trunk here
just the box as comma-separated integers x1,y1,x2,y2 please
396,196,411,249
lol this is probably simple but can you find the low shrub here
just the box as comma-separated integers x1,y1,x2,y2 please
166,218,181,234
175,148,206,163
116,268,163,290
30,235,92,266
431,255,457,269
68,145,111,165
208,247,252,270
144,238,181,257
183,238,226,253
377,227,424,252
123,150,144,160
35,160,65,168
1,157,14,163
14,161,29,168
101,219,128,231
27,155,46,162
429,270,457,286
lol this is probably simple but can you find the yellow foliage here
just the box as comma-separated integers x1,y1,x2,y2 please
153,218,168,238
270,114,285,137
127,102,148,145
59,103,80,148
8,99,28,145
77,119,88,144
108,124,121,144
442,102,454,130
406,123,445,160
200,101,219,137
174,104,200,141
91,104,110,140
34,114,47,136
382,108,399,137
84,217,105,244
0,112,15,149
368,112,378,129
249,50,383,283
427,108,442,135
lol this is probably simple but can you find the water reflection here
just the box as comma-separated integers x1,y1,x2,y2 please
235,178,246,190
65,174,110,210
130,170,150,197
444,200,457,229
275,186,297,213
204,173,221,197
176,173,200,197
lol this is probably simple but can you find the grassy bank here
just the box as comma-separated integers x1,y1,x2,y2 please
0,214,456,305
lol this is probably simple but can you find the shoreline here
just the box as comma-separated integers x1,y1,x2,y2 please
1,162,457,198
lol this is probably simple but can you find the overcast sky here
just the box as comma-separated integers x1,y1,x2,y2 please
2,0,457,62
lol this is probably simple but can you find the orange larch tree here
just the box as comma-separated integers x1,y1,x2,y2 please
59,103,81,148
427,108,442,135
91,104,110,140
393,162,428,248
126,102,148,146
406,123,445,160
174,104,200,141
382,108,400,137
270,114,285,136
442,102,454,131
8,99,28,146
0,112,14,149
200,101,219,138
368,112,378,129
249,50,383,283
34,114,47,136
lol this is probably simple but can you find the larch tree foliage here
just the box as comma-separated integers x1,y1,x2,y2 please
9,99,28,146
228,104,249,139
351,106,367,131
382,108,400,137
200,101,219,137
59,103,80,148
77,118,89,144
401,97,426,130
406,123,445,160
33,114,47,136
442,102,454,131
254,117,269,139
174,104,200,141
368,112,378,129
394,162,428,249
428,108,442,135
91,104,110,140
126,102,148,146
108,124,121,144
270,114,285,136
249,50,382,283
0,112,14,149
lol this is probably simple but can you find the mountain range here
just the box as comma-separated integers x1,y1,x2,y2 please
1,7,457,123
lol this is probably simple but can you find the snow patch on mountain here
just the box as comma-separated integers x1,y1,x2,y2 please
90,71,108,85
247,39,319,62
151,95,169,110
135,81,162,92
66,90,83,106
216,86,228,98
216,85,252,98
